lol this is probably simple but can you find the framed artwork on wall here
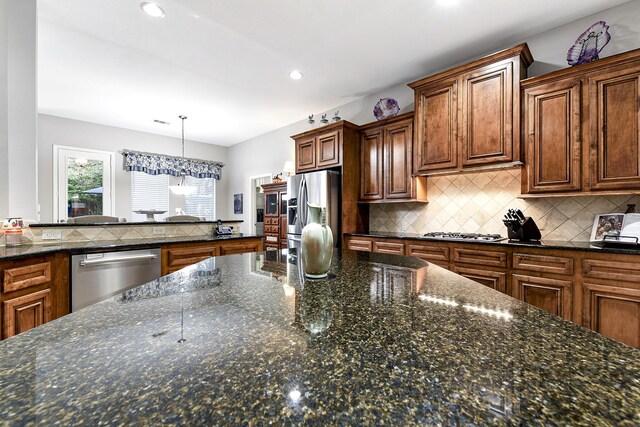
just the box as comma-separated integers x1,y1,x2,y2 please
234,193,243,214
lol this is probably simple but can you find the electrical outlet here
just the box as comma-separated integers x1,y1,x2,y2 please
152,226,165,235
42,231,62,240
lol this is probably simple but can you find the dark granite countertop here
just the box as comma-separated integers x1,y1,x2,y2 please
1,250,638,425
347,231,640,255
0,234,263,262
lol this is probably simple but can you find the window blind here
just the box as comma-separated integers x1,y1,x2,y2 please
184,176,216,220
131,172,169,221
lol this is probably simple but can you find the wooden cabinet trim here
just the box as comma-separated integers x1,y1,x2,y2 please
582,258,640,284
513,253,574,276
406,244,450,263
316,130,341,168
453,248,507,268
359,128,384,200
384,120,414,199
295,136,316,172
3,289,52,339
2,261,52,293
453,266,506,293
372,241,405,255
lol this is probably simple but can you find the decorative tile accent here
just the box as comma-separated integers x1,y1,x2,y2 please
369,169,640,242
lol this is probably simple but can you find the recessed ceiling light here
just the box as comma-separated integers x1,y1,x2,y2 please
289,70,303,80
140,2,165,18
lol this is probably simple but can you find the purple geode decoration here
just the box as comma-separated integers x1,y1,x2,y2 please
567,21,611,66
373,98,400,121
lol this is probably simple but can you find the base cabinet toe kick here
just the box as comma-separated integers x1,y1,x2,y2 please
345,235,640,348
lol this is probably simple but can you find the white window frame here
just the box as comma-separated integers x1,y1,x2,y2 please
52,145,115,222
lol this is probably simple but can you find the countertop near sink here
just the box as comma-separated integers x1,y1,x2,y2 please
0,234,263,262
0,250,638,425
347,231,640,255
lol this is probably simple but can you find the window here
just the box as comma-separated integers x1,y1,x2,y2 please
184,176,216,220
131,172,169,221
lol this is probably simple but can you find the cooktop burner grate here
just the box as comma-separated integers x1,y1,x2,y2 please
423,232,506,242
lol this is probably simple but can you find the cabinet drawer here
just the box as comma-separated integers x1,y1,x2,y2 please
373,241,405,255
220,241,261,255
582,259,640,285
452,266,506,293
2,262,52,293
265,235,278,243
513,253,574,276
453,248,507,268
166,247,218,268
347,238,373,252
407,244,449,263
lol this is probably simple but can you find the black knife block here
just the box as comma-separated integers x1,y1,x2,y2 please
507,217,542,241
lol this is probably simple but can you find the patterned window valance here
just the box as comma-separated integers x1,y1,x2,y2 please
120,149,224,180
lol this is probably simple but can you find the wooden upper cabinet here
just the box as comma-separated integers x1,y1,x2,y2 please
316,130,341,168
589,64,640,190
295,136,316,172
293,122,357,173
462,61,514,166
522,78,582,193
359,114,426,202
413,80,459,172
360,127,384,201
409,44,532,174
385,119,414,199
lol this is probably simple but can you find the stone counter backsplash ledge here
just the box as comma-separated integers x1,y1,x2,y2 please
0,222,239,247
369,169,640,242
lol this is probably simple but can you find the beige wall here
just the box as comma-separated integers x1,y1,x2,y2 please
370,169,640,242
37,114,228,223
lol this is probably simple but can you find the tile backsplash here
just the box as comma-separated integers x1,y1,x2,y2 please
369,168,640,242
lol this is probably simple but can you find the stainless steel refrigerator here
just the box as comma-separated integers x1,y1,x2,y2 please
287,170,340,251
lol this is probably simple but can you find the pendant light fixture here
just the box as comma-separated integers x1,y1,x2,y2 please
169,115,197,195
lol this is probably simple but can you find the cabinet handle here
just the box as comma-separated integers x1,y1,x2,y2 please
79,254,158,266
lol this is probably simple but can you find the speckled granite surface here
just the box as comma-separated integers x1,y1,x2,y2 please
0,234,262,262
1,250,638,425
348,231,640,255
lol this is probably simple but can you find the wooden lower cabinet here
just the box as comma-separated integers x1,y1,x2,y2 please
0,254,69,340
512,274,573,321
3,289,51,339
453,266,506,293
582,283,640,348
162,238,264,275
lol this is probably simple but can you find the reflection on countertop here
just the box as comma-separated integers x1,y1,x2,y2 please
0,249,638,425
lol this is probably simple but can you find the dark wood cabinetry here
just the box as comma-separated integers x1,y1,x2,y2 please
522,47,640,196
410,44,532,174
294,122,359,174
344,234,640,348
359,113,427,202
161,237,264,276
261,182,287,250
0,254,69,339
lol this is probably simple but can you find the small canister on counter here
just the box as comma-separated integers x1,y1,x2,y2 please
2,217,24,246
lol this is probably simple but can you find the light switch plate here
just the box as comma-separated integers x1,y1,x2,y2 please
152,226,165,235
42,231,62,240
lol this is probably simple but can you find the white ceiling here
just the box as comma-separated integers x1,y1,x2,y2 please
37,0,630,146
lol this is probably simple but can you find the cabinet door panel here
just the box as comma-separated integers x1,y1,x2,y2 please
463,62,513,165
590,68,640,190
583,283,640,348
316,130,341,168
524,79,582,192
3,289,52,339
453,266,506,293
296,137,316,172
414,80,458,172
360,128,384,200
512,274,572,321
385,120,413,199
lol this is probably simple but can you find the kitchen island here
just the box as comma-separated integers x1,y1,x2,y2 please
1,250,638,425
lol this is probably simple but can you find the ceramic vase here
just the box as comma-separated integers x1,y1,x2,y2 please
300,203,333,279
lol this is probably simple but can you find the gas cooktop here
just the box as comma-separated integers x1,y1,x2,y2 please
422,232,506,242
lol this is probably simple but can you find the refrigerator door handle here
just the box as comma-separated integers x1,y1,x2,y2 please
298,176,308,228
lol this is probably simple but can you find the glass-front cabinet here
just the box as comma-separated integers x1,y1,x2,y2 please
262,182,288,250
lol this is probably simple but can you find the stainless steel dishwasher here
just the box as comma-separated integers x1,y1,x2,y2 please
71,248,161,311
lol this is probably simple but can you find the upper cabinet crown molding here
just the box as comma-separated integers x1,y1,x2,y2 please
521,47,640,196
410,44,532,175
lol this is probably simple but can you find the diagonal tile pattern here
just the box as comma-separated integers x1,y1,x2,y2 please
369,168,640,242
